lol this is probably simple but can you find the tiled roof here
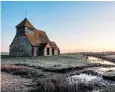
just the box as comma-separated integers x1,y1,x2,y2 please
16,18,35,28
15,18,59,50
25,29,50,46
48,41,59,50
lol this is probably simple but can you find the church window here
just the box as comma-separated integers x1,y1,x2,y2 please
19,45,23,51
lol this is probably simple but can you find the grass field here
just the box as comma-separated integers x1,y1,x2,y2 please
1,54,115,92
1,54,88,70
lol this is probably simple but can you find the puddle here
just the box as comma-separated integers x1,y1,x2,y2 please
87,56,115,65
95,67,115,74
68,67,115,85
68,73,101,84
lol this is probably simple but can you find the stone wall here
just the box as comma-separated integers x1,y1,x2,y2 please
16,27,25,36
44,43,52,56
9,36,32,56
54,49,59,55
33,47,38,56
44,43,60,56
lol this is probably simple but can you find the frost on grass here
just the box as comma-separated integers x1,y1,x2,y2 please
1,54,88,69
1,72,32,92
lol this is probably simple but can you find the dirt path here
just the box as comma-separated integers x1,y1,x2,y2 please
1,72,32,92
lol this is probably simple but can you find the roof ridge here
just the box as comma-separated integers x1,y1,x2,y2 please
16,18,35,28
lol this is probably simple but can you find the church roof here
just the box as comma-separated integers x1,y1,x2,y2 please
48,41,59,50
15,18,59,50
25,29,50,46
16,18,35,28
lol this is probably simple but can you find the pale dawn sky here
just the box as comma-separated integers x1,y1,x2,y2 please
1,1,115,53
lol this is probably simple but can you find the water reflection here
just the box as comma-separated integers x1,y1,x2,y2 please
87,56,115,65
68,73,99,84
68,67,115,85
96,67,115,74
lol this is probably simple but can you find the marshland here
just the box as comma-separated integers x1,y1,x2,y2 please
1,53,115,92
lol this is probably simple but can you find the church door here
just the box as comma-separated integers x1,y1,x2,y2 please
52,48,54,55
47,48,49,55
38,47,44,56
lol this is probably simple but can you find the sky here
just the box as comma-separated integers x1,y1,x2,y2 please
1,1,115,53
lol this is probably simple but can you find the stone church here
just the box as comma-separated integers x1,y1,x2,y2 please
9,18,60,56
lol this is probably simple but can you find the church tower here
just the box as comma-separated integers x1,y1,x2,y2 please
15,18,35,36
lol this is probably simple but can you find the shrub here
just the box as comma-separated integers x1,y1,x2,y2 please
1,64,44,78
30,77,97,92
